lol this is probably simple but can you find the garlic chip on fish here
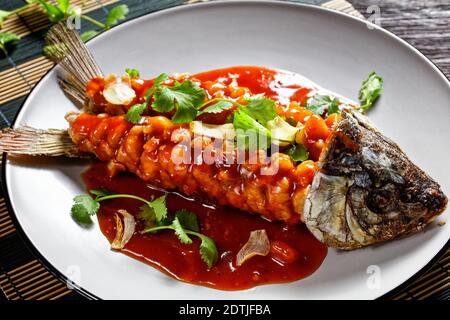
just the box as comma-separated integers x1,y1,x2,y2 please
111,209,136,250
103,74,136,105
236,229,270,267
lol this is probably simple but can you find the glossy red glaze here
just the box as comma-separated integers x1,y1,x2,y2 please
83,163,327,290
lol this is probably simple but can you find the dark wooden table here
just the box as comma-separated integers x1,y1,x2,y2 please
350,0,450,301
351,0,450,78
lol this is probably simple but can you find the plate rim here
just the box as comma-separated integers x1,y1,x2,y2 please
2,0,449,300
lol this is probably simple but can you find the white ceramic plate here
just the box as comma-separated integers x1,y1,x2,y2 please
4,1,450,300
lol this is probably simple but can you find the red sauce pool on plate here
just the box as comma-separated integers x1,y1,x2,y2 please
83,163,327,290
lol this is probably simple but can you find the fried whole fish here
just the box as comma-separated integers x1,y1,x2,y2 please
0,23,446,250
1,109,446,249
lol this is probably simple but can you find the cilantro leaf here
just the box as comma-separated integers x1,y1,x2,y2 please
90,188,112,198
233,108,271,137
306,95,339,116
245,97,277,126
148,194,168,222
359,72,383,112
66,5,81,17
153,81,206,112
233,108,271,150
71,195,99,224
125,68,140,77
156,217,172,227
138,204,156,229
172,102,199,123
78,188,219,268
0,32,21,55
105,4,129,28
71,191,169,229
175,209,200,232
126,103,146,123
152,87,177,113
286,144,309,162
145,73,169,100
0,10,11,26
38,0,64,22
138,196,170,228
79,191,167,223
198,234,219,269
56,0,70,13
231,97,279,149
327,101,340,115
139,198,219,268
152,80,206,123
80,30,98,42
197,100,234,116
172,216,193,244
228,96,299,149
125,73,170,124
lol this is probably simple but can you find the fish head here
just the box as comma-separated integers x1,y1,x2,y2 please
303,110,448,250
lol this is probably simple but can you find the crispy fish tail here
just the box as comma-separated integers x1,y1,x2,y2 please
0,126,80,157
304,110,448,250
45,22,103,108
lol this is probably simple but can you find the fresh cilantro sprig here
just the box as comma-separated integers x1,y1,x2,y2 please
241,96,278,126
0,1,130,56
79,30,98,42
79,3,128,38
126,73,169,123
38,0,67,22
0,32,21,56
152,80,206,123
305,95,340,116
233,96,301,150
71,194,100,224
70,188,167,225
0,2,36,28
126,74,236,124
142,210,218,268
105,4,129,28
125,68,140,77
233,107,272,149
126,103,147,123
70,189,219,268
145,72,169,98
126,73,281,125
359,71,383,112
0,10,10,27
37,0,129,35
196,100,234,116
175,209,200,231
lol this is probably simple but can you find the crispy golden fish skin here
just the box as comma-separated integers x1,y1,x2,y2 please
304,111,448,250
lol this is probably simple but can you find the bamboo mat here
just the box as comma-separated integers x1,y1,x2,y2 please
0,0,448,301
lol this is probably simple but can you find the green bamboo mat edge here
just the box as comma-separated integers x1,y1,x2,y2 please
0,0,448,300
